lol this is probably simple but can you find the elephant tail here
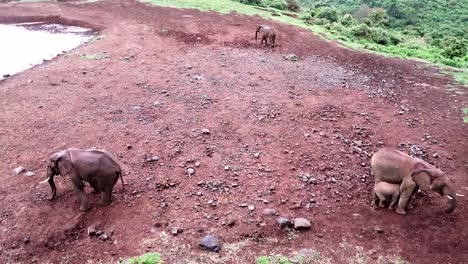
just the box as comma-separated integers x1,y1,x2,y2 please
118,171,124,192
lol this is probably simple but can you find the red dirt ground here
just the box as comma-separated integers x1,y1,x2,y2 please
0,0,467,263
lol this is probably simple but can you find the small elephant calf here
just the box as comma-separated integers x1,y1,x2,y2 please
41,148,124,212
371,182,400,210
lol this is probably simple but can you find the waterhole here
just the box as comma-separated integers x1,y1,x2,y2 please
0,22,95,80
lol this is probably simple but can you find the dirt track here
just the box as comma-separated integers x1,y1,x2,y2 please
0,0,467,263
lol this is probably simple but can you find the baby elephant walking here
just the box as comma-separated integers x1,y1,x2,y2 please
255,25,276,47
372,182,400,210
41,148,123,212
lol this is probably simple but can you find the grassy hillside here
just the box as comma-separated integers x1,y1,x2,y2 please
142,0,467,84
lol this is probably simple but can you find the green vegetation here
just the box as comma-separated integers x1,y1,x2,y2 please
80,53,110,60
123,253,162,264
257,255,292,264
463,108,468,123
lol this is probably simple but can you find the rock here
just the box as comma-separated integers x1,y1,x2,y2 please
374,226,384,233
186,167,195,176
195,161,201,167
171,227,182,236
432,153,439,158
87,226,97,236
132,106,141,112
201,128,211,135
199,234,221,252
25,171,35,177
262,208,277,217
23,237,30,244
224,165,230,171
223,218,236,227
13,167,26,175
283,54,299,61
99,233,109,241
248,205,255,211
277,217,293,229
146,156,160,162
254,152,260,158
293,218,311,230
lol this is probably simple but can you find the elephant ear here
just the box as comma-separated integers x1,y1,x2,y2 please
411,168,444,191
50,151,73,176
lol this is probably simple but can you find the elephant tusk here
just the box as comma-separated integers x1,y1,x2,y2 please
447,195,454,200
456,193,465,197
40,177,50,184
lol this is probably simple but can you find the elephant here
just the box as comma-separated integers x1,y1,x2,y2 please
371,147,457,215
371,181,400,210
41,148,124,211
255,25,276,47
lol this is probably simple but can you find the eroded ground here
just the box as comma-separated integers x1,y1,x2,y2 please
0,0,467,263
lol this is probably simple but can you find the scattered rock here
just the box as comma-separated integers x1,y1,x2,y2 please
262,208,277,217
374,226,384,233
201,128,211,135
248,205,255,211
186,167,195,176
277,217,293,229
224,165,230,171
25,171,35,177
132,106,141,112
293,218,311,230
99,233,109,241
146,156,160,162
171,227,182,236
195,161,201,167
199,234,221,252
87,225,97,236
13,167,25,175
283,54,299,61
254,152,260,158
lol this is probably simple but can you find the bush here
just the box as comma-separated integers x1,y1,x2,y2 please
340,14,355,27
330,22,346,34
285,0,301,12
316,6,338,22
442,37,467,59
234,0,262,4
299,12,313,22
369,27,390,45
349,23,371,38
260,0,287,10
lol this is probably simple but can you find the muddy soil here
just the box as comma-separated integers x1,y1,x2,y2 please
0,0,466,263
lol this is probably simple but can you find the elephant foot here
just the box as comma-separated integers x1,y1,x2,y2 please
395,208,406,215
97,200,111,206
79,203,91,212
378,203,386,208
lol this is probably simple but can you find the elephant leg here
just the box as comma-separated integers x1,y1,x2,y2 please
89,181,100,194
389,193,399,210
376,193,386,208
406,186,419,209
371,188,378,207
396,181,416,215
71,177,90,212
98,187,112,206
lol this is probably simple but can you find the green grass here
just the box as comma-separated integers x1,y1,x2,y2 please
257,255,292,264
123,253,162,264
463,108,468,123
80,53,110,60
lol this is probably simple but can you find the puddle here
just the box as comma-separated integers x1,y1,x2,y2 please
0,23,95,80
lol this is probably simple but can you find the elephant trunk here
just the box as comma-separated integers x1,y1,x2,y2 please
44,167,57,200
443,185,457,213
255,27,261,41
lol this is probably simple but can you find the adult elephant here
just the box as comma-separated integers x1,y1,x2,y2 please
371,148,457,215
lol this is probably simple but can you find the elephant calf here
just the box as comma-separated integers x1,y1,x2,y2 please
41,148,123,212
372,182,400,210
255,25,276,47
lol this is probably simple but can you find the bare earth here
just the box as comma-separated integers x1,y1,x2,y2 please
0,0,467,263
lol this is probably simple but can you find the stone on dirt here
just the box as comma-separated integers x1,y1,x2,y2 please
13,166,26,175
99,233,109,241
171,227,182,236
293,218,311,230
186,167,195,176
199,234,221,252
262,208,278,217
25,171,35,177
87,225,97,236
248,205,255,211
283,54,299,61
277,217,293,229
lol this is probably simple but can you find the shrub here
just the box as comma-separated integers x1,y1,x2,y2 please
299,12,313,23
285,0,301,12
316,6,338,22
340,14,355,27
442,37,468,59
234,0,262,4
369,27,390,45
261,0,287,10
349,23,371,38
